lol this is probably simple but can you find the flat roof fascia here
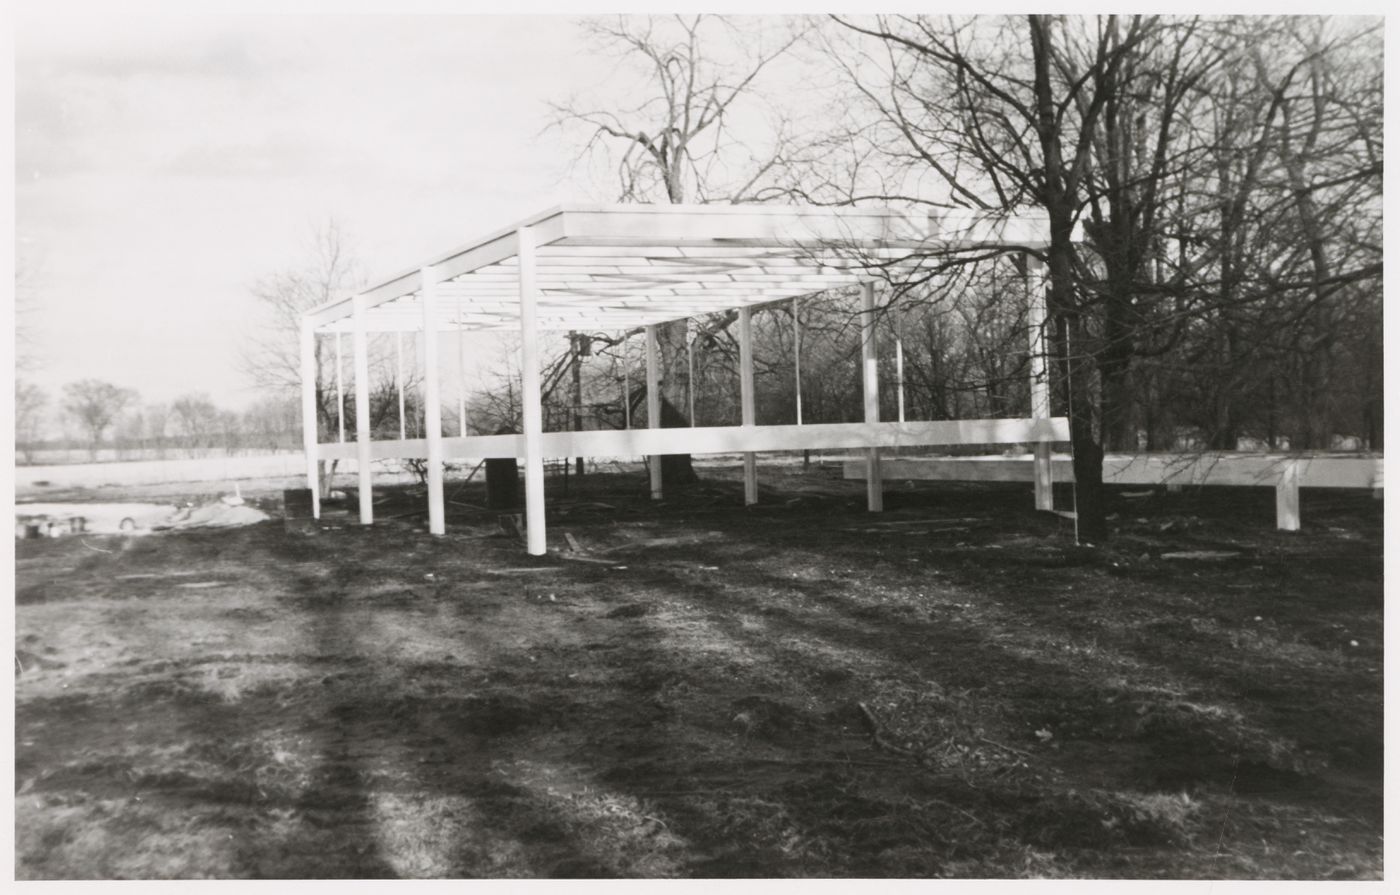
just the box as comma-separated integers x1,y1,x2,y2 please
304,206,570,327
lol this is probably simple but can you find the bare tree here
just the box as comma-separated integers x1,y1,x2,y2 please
241,395,302,452
814,14,1382,540
62,379,138,460
113,407,147,460
15,238,45,374
550,14,811,486
242,219,367,493
814,14,1164,540
553,15,812,204
15,381,46,464
170,393,221,456
144,403,171,459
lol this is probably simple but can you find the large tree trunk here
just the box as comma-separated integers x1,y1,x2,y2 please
1098,294,1136,452
1031,14,1107,543
653,319,698,487
1059,309,1108,544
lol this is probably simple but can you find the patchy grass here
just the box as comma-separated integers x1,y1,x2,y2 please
14,466,1382,879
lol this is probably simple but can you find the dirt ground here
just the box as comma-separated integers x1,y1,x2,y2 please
13,462,1384,879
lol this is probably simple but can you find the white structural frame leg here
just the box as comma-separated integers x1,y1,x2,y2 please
299,320,321,519
687,331,696,427
335,331,345,444
421,266,446,535
395,330,406,441
739,305,758,505
352,294,373,525
793,297,803,426
1026,257,1054,511
622,333,631,431
518,227,547,556
1276,459,1301,531
645,323,663,500
894,314,906,424
457,307,467,437
860,282,883,512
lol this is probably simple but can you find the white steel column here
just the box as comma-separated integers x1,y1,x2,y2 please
1276,459,1301,531
622,333,631,430
518,227,547,556
416,329,426,438
1027,256,1053,511
352,295,373,525
687,325,696,427
861,282,883,512
894,310,906,424
793,297,803,425
457,307,467,438
335,332,345,443
299,320,321,519
739,305,758,505
421,266,446,535
645,323,663,500
395,331,406,441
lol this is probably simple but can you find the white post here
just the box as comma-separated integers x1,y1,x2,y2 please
895,332,905,423
1276,459,1301,531
622,333,631,430
457,306,467,438
687,330,696,427
519,227,547,556
335,331,345,444
395,330,406,441
299,320,321,519
739,305,758,505
1027,256,1053,511
793,297,803,426
421,266,446,535
645,323,663,500
353,295,373,525
416,329,426,438
861,282,883,512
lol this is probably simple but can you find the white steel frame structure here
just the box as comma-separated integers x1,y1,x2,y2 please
301,204,1069,555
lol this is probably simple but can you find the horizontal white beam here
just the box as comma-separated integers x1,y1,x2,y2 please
559,206,929,246
318,417,1070,461
841,453,1383,490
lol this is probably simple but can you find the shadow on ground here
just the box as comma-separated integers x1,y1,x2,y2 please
14,470,1383,879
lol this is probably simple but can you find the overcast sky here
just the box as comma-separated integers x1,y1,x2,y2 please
15,11,614,410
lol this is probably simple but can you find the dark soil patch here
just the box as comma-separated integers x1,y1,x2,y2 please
13,469,1382,879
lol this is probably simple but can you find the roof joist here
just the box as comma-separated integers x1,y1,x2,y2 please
306,203,1050,335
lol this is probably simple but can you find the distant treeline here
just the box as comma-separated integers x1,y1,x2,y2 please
14,383,302,466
